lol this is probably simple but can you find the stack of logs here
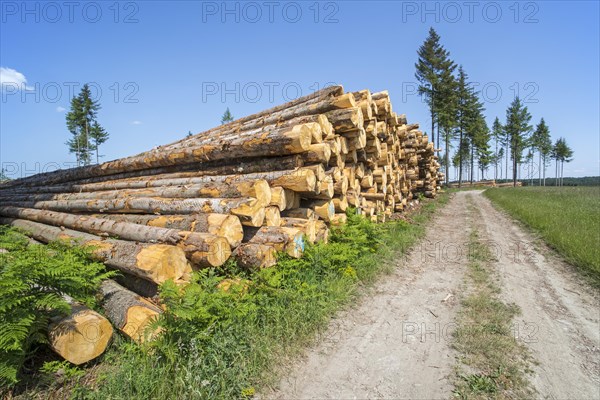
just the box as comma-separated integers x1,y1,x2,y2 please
0,85,440,364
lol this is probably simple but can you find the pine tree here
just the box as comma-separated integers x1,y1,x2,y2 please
415,27,456,168
473,115,491,180
531,118,552,186
455,66,482,186
504,97,533,186
553,137,574,186
89,121,109,164
491,117,504,180
65,84,105,166
221,108,234,125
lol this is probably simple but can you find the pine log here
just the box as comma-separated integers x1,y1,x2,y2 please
331,214,347,225
301,199,334,221
281,207,314,220
0,207,231,267
280,217,317,243
304,143,331,163
23,180,270,207
0,218,191,285
332,196,348,212
1,87,351,188
233,243,277,270
99,280,162,343
314,220,329,243
4,197,265,227
326,107,364,132
269,187,287,210
247,226,305,258
89,213,243,248
264,206,281,227
48,304,113,365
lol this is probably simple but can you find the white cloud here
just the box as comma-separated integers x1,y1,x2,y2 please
56,106,66,112
131,120,142,125
0,67,33,91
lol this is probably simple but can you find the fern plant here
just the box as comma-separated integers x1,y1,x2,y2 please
0,226,114,388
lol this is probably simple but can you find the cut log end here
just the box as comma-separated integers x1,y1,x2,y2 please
136,244,191,284
48,305,113,365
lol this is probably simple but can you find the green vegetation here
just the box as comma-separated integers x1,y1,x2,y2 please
0,227,113,388
66,84,109,166
221,107,234,125
484,187,600,286
452,229,534,399
25,195,445,399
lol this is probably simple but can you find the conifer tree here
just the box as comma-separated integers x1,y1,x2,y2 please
531,118,552,185
415,27,456,166
504,97,533,186
221,108,234,125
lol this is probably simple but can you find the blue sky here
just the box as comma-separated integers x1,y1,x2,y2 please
1,0,599,180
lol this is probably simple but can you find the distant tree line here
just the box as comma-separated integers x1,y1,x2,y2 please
415,28,574,187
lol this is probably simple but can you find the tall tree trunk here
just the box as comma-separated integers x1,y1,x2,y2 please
458,129,463,187
538,152,542,186
512,146,518,187
494,139,498,181
542,155,546,186
445,130,450,185
436,124,440,162
505,142,509,183
470,144,474,184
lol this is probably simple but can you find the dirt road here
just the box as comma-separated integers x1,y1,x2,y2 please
267,190,600,399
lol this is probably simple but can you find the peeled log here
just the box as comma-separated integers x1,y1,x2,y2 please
90,213,243,248
0,218,191,285
280,217,316,243
233,243,277,270
100,280,162,343
248,226,305,258
48,304,113,365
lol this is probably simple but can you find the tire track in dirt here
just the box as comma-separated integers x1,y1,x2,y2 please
471,190,600,399
266,190,600,399
266,191,473,399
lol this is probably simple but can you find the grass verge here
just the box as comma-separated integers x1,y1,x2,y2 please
484,186,600,287
12,192,449,399
452,227,534,399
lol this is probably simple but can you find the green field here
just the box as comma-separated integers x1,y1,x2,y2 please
484,187,600,286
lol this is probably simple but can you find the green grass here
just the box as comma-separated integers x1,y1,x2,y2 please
452,229,534,400
12,193,449,399
484,186,600,286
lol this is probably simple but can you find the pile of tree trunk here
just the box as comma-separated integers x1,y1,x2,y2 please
0,85,440,364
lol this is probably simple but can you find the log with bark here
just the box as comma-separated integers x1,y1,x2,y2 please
99,280,162,343
0,218,191,285
48,304,113,365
